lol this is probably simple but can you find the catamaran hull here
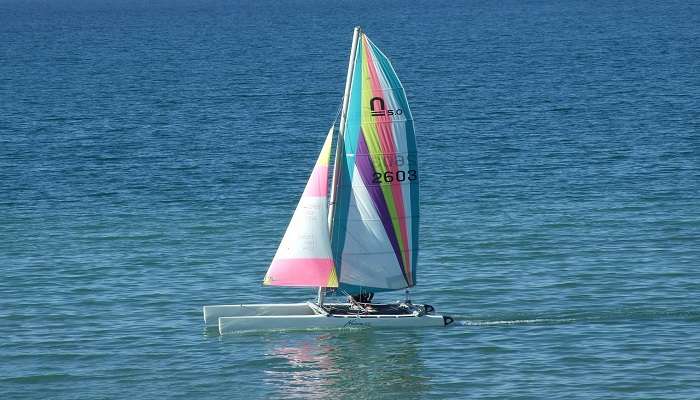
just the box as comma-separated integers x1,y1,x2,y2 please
219,314,449,334
203,303,316,327
203,303,453,334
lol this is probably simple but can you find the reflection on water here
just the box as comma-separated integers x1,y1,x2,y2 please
261,330,428,399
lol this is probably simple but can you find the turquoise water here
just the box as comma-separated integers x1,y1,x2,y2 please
2,0,699,398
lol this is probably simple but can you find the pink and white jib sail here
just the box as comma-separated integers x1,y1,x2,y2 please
263,127,339,288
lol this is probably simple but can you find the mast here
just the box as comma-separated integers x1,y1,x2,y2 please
319,26,361,306
329,26,361,228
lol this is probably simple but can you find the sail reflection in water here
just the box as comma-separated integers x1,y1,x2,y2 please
262,331,428,398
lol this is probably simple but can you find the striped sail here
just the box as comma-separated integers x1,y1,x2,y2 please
263,127,339,288
330,33,419,294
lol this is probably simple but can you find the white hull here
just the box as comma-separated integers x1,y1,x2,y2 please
203,302,453,334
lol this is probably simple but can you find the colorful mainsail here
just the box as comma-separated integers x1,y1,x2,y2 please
263,126,339,288
330,32,419,294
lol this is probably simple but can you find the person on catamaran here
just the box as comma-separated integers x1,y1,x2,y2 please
350,291,374,304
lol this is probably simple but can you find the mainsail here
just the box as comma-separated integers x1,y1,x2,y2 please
264,28,418,295
330,32,418,294
263,126,339,288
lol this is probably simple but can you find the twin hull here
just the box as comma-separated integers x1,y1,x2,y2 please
203,303,450,334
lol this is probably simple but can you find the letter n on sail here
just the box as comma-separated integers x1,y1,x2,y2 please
370,96,386,116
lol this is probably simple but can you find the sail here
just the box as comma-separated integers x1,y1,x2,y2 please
264,126,339,287
330,33,419,294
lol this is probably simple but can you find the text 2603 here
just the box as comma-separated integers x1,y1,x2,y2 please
371,170,417,184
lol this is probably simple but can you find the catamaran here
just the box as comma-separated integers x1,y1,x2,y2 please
204,27,453,334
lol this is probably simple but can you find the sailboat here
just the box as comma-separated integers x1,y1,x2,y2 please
203,27,453,334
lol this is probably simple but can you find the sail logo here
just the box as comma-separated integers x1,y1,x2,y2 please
343,319,369,328
370,96,402,117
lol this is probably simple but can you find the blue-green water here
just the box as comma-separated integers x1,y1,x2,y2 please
2,0,699,398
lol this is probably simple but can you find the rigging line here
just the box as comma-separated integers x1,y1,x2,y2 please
332,99,342,126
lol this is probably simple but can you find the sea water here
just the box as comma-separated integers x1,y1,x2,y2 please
1,0,699,398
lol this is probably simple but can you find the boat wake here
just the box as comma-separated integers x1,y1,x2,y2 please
458,318,576,326
452,308,700,327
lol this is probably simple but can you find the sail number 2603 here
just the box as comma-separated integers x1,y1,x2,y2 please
371,170,417,184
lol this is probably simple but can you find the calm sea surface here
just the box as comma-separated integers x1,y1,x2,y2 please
2,0,699,398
